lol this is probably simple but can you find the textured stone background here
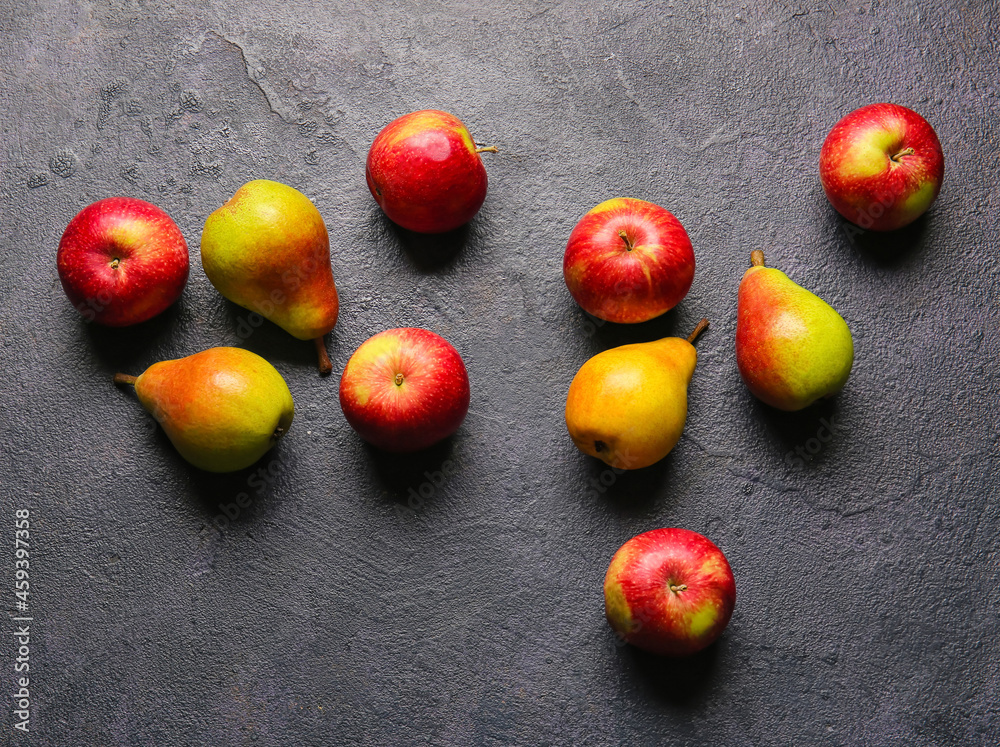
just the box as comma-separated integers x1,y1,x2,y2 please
1,1,998,745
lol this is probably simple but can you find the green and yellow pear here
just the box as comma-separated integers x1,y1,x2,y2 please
114,347,294,473
735,250,853,411
201,179,339,375
565,319,708,470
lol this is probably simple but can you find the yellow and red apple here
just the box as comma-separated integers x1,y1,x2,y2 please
604,528,736,656
820,103,944,232
57,197,189,325
339,328,470,452
366,109,492,234
563,198,695,323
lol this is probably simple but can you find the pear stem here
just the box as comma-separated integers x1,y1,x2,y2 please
113,373,137,386
314,336,333,377
475,145,499,154
750,250,765,267
687,318,709,344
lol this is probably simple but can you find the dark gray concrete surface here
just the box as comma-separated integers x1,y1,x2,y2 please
2,1,999,745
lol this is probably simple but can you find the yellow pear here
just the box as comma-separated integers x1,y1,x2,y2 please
114,347,294,473
565,319,707,470
201,180,339,375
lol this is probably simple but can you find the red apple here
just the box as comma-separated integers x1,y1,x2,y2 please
563,198,695,324
339,328,470,452
604,528,736,656
820,103,944,232
366,109,493,234
57,197,189,325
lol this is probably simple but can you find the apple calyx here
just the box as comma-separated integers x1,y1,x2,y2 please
394,373,404,386
890,146,915,163
113,373,137,386
687,318,710,345
474,145,499,154
271,426,287,442
750,250,765,268
314,336,333,377
617,230,635,252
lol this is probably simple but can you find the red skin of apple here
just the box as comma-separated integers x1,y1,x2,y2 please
339,328,471,452
563,198,695,323
57,197,189,326
820,103,944,232
366,109,489,234
604,528,736,656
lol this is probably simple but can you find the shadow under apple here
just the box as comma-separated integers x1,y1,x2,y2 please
362,437,459,509
372,209,470,272
830,207,931,268
83,297,186,373
590,307,683,347
572,304,716,360
620,637,722,706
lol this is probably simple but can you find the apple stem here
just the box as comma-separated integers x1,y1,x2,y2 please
890,146,915,162
669,584,688,593
617,230,635,252
687,318,709,344
394,373,404,386
314,336,333,377
750,250,765,267
475,145,499,154
113,373,137,386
